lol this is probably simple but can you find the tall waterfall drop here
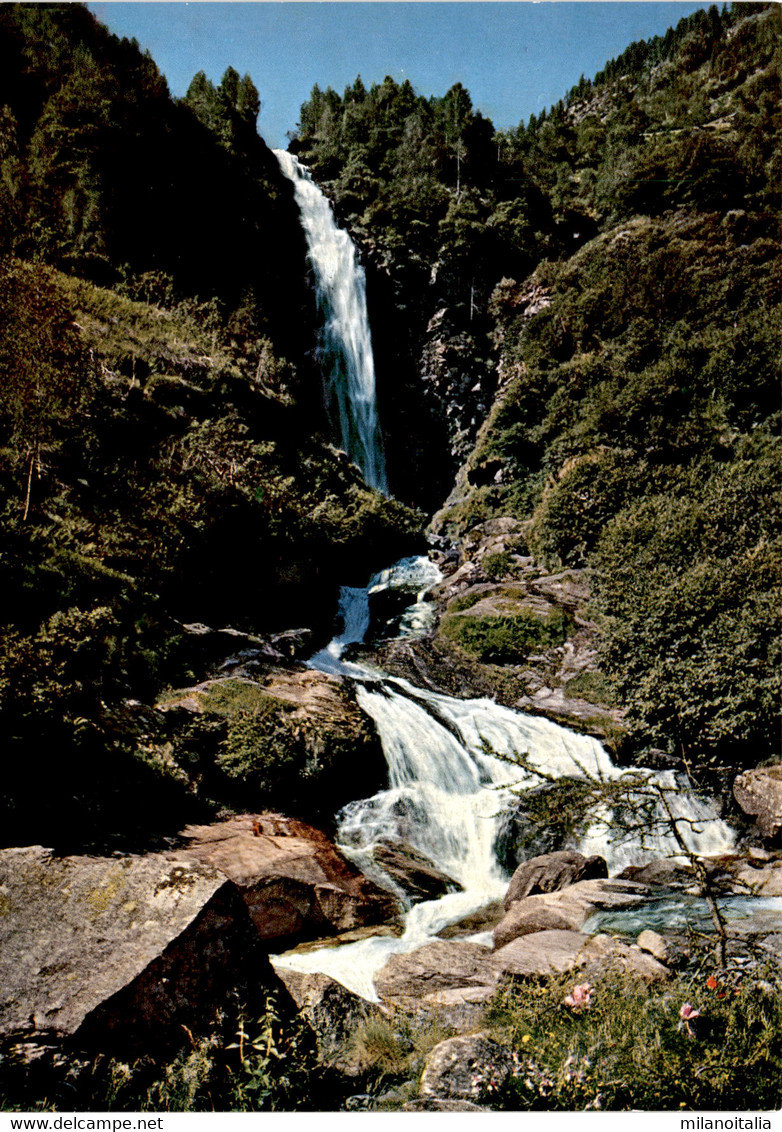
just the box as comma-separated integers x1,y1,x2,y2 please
274,150,388,493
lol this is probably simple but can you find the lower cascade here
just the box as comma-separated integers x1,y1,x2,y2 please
272,556,735,1002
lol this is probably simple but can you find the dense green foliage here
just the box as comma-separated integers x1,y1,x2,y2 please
0,259,418,848
0,4,310,356
0,995,330,1112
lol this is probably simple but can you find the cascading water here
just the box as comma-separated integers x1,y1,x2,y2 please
270,151,741,1003
272,558,736,1002
274,150,387,493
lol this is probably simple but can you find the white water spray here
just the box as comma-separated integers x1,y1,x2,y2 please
274,150,387,493
273,557,735,1001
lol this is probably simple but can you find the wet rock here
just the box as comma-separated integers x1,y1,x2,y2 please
437,900,505,939
734,765,782,843
275,970,379,1075
174,814,399,949
505,851,608,908
0,846,282,1055
371,841,461,903
492,929,590,977
374,941,496,1005
419,1033,514,1103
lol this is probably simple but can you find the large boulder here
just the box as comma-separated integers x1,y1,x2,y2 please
373,941,496,1006
371,841,461,903
730,857,782,896
734,766,782,843
174,814,400,949
419,1033,515,1104
494,878,650,948
0,846,284,1056
491,929,589,977
275,970,379,1075
576,934,670,982
494,903,579,948
504,851,608,908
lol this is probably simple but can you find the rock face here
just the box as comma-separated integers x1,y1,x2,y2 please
734,765,782,843
373,941,496,1005
275,970,379,1075
0,846,282,1054
371,841,461,903
419,1034,514,1104
175,814,400,949
505,851,608,908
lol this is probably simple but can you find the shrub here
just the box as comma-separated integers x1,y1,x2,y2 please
439,606,571,664
564,670,616,708
483,549,514,580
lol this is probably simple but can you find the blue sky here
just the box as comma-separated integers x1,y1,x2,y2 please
88,3,713,149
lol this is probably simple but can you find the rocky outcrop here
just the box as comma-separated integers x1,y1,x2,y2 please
156,667,387,820
275,970,380,1075
383,518,625,741
505,851,608,907
734,765,782,843
373,941,496,1006
419,314,496,466
371,841,461,903
174,814,400,949
0,846,283,1056
419,1034,514,1105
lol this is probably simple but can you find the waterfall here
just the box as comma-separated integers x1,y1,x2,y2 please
273,557,736,1002
274,149,388,493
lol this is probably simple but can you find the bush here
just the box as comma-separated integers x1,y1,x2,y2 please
564,670,616,708
482,550,514,580
439,606,571,664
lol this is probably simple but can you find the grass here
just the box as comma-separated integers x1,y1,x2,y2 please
564,670,617,708
483,963,782,1111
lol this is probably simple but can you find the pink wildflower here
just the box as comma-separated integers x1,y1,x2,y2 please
679,1003,701,1037
564,983,593,1011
